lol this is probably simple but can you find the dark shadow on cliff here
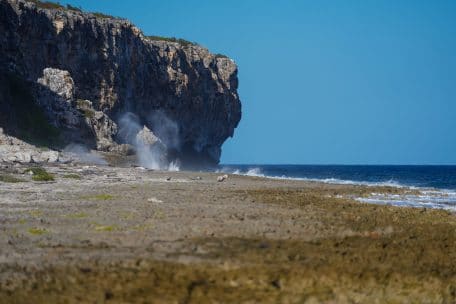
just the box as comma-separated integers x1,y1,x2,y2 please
0,0,106,107
0,71,59,147
0,71,96,149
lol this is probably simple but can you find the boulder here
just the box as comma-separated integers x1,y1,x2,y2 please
217,174,228,182
89,111,118,151
37,68,75,101
35,68,81,129
43,151,59,163
0,130,61,164
136,126,161,147
14,152,32,163
109,144,135,156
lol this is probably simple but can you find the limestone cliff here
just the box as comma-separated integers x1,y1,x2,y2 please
0,0,241,166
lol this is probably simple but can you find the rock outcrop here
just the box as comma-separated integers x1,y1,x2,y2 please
36,68,84,129
0,0,241,167
136,126,160,147
0,128,60,163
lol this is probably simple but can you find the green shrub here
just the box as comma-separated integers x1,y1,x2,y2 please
27,0,65,10
26,0,120,19
145,35,197,47
95,225,117,232
75,99,95,118
63,174,81,179
82,108,95,119
28,228,48,235
65,212,88,219
0,175,25,183
215,53,229,59
92,12,115,19
25,167,55,182
76,99,91,109
82,194,114,201
66,4,82,12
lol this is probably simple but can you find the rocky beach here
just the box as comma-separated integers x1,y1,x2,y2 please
0,160,455,303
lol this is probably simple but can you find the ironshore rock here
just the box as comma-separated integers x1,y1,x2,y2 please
0,0,241,167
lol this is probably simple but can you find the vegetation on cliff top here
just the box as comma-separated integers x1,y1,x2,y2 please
144,36,229,57
144,35,197,47
27,0,64,10
26,0,118,19
76,99,95,119
25,1,230,56
214,53,229,59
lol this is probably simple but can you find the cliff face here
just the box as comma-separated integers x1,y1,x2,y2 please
0,0,241,166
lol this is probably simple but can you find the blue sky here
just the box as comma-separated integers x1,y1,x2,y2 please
59,0,456,165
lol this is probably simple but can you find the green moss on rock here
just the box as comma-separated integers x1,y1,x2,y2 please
25,167,55,182
0,175,26,183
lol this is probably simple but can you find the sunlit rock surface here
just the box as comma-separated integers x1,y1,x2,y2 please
0,0,241,166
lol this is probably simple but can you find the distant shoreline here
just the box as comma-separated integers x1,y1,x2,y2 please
218,164,456,211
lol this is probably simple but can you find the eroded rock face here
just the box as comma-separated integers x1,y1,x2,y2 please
35,67,119,151
0,0,242,166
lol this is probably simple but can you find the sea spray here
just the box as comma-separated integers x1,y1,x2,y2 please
63,144,107,165
135,125,167,170
147,110,180,150
118,112,180,171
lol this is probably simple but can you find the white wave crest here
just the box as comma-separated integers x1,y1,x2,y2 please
245,168,264,177
216,166,456,211
167,161,180,172
357,191,456,212
218,167,264,177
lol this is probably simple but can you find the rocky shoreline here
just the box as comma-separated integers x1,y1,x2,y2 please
0,161,454,303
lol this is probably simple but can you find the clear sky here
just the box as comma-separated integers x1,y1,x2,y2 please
59,0,456,165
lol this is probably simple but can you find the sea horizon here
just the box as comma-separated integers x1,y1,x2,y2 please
221,163,456,166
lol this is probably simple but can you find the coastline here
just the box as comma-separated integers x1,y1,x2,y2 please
0,163,455,303
219,165,456,211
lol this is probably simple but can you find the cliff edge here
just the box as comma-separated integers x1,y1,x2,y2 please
0,0,241,167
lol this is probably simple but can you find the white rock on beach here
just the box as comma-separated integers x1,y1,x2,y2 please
147,197,163,203
0,128,63,164
217,174,229,182
43,151,59,163
136,126,160,146
15,152,32,163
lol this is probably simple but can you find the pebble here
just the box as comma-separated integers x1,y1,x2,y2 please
217,174,229,182
147,197,163,203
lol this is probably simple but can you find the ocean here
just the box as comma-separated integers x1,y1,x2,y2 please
218,165,456,211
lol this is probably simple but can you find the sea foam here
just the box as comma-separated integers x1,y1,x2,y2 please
217,166,456,211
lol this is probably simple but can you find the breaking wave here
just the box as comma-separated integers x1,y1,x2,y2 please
219,167,404,187
355,190,456,212
217,165,456,211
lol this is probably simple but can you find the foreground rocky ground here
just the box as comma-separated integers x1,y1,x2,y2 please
0,162,455,303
